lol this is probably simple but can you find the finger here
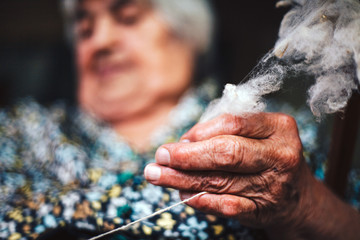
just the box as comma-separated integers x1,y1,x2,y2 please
144,163,270,195
156,135,272,173
179,191,257,221
181,113,295,142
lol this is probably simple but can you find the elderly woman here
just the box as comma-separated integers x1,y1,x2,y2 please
0,0,359,239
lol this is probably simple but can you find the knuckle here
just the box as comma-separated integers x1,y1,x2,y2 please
278,146,301,169
191,128,203,141
223,114,244,134
273,114,303,169
195,175,233,192
210,136,242,169
249,175,268,193
276,113,297,130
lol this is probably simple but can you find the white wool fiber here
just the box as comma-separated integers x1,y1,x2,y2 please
201,0,360,122
200,63,288,122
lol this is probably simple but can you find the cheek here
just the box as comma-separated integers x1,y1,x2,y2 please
146,45,194,96
76,43,92,75
75,43,97,110
130,32,194,96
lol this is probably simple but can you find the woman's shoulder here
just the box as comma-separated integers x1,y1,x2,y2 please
0,98,86,185
0,97,73,124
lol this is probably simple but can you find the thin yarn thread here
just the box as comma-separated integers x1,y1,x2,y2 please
88,191,207,240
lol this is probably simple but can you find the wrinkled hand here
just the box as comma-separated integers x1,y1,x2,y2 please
144,113,315,229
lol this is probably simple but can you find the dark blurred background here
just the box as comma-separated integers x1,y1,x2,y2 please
0,0,288,106
0,0,75,105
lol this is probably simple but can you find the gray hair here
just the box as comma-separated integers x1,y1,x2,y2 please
61,0,214,54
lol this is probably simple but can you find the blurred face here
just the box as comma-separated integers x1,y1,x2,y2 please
75,0,195,121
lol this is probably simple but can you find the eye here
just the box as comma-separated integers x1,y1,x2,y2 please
112,4,143,26
75,10,93,39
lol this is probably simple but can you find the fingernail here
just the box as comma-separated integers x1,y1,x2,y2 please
180,139,190,143
156,147,170,165
144,165,161,181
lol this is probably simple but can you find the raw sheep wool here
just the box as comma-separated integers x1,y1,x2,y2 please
201,0,360,122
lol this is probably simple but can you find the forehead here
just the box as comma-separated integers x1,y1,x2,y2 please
77,0,142,11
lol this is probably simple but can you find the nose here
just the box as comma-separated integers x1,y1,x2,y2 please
91,16,119,52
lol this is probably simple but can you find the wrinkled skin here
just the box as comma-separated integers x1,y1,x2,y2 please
146,113,308,226
145,113,360,239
